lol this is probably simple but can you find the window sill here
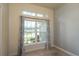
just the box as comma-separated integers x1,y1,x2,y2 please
24,41,47,46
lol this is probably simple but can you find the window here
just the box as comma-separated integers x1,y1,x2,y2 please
37,13,44,17
22,11,36,16
23,19,48,45
22,11,48,18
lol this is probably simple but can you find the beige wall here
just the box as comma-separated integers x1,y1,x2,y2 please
2,4,9,55
54,3,79,55
0,3,9,56
0,4,3,55
9,3,54,55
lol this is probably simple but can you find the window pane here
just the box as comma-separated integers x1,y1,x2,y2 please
36,21,47,32
24,32,35,44
22,11,36,16
24,20,35,28
22,11,48,18
23,19,48,45
31,13,36,16
36,32,48,42
36,21,48,42
37,13,44,17
40,32,47,42
37,29,40,32
24,20,36,44
24,29,35,32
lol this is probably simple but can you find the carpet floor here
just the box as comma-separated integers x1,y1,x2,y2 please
22,47,69,56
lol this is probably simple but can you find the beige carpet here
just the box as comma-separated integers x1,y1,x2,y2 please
22,47,69,56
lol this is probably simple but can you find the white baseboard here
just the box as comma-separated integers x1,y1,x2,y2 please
54,45,77,56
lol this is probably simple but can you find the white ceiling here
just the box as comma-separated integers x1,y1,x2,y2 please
33,3,64,9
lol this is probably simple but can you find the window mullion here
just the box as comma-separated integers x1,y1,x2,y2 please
35,21,37,43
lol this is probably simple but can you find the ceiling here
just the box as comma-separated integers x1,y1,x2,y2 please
33,3,64,9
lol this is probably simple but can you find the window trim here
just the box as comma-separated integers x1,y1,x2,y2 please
20,16,50,46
